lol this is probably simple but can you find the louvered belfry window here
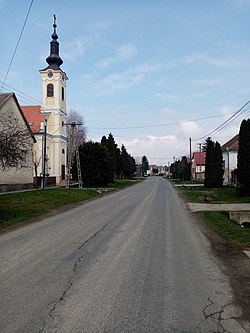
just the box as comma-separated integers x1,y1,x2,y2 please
47,83,54,97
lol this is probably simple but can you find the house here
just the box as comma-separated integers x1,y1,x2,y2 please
192,152,206,180
21,16,68,186
221,134,238,185
0,93,36,192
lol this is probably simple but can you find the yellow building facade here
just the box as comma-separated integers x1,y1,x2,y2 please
22,16,68,185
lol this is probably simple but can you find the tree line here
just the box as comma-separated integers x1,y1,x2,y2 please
71,133,136,186
169,118,250,196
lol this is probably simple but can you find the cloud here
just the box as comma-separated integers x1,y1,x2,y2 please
184,52,242,67
118,134,185,165
97,43,137,69
90,60,169,95
159,107,175,117
180,121,203,138
93,72,144,95
62,36,94,60
117,44,137,59
192,78,222,86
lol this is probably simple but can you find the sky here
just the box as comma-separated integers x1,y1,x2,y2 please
1,0,250,166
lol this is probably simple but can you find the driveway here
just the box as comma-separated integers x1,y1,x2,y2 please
187,203,250,212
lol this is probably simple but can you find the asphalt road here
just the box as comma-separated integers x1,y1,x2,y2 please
0,177,248,333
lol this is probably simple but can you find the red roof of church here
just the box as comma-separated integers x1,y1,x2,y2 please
193,152,206,165
21,105,45,133
221,134,239,152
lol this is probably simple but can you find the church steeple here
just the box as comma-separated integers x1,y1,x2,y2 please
44,15,63,70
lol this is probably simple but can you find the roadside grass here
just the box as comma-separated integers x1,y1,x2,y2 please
0,179,139,230
170,180,250,248
167,178,204,185
0,189,101,229
178,185,250,204
201,211,250,248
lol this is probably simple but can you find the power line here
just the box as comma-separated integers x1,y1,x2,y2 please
194,100,250,141
0,0,34,92
88,113,229,130
87,130,189,141
2,79,234,131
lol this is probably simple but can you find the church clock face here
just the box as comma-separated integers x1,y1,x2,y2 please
47,71,53,78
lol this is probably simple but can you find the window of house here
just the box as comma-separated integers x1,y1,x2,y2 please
62,86,64,100
62,149,65,154
47,83,54,97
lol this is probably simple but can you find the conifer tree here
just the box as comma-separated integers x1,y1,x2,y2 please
214,141,224,187
237,119,250,196
101,133,117,182
204,137,216,188
141,155,149,175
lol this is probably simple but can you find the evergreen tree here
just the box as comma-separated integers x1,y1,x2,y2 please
115,147,122,178
214,141,224,187
204,138,224,188
101,133,117,183
120,145,136,178
141,155,149,175
180,156,191,181
237,119,250,196
73,141,110,186
204,137,216,188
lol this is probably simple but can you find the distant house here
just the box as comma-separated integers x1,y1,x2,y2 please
192,152,206,180
0,93,36,192
221,134,238,185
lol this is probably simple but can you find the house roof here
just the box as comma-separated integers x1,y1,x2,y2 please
0,92,13,108
0,92,36,143
21,105,46,133
193,152,206,165
221,134,239,152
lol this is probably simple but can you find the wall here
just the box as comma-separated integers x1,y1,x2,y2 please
0,96,34,190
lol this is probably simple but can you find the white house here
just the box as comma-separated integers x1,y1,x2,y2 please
0,93,36,191
221,134,238,185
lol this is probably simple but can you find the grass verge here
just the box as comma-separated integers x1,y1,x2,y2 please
177,185,250,204
0,179,139,230
200,211,250,248
0,189,101,229
170,180,250,248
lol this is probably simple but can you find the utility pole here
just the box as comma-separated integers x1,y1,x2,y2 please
66,122,83,189
189,137,192,183
42,118,47,189
226,147,230,184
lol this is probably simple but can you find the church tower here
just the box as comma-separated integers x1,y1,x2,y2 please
39,15,68,183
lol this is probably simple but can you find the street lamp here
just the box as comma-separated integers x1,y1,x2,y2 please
42,118,47,189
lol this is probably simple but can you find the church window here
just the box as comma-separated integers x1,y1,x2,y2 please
62,86,64,100
47,83,54,97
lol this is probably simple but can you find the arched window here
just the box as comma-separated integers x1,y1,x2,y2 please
62,86,65,100
47,83,54,97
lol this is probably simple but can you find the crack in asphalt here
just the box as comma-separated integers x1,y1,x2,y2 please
197,297,241,333
78,221,111,250
39,221,111,332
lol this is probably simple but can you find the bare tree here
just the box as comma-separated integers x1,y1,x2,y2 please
66,109,86,149
0,112,33,169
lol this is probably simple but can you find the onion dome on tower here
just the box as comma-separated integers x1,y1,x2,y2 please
42,15,63,70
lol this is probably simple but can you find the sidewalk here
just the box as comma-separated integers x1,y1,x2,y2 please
187,203,250,212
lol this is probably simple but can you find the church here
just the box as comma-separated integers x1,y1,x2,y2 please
21,16,68,185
